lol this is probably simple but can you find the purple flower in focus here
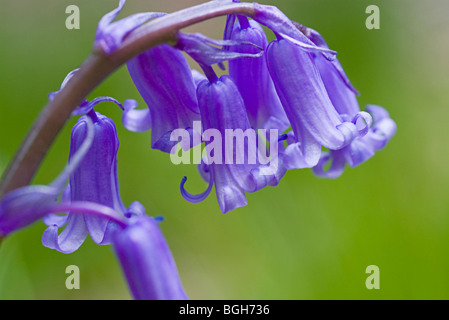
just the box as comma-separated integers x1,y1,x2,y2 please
126,44,201,153
181,69,285,213
42,112,128,253
0,0,398,301
227,15,289,132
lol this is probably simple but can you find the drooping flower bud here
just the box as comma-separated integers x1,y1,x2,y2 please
126,44,201,153
228,16,289,132
42,112,128,253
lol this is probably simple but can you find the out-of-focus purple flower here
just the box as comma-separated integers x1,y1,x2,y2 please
227,15,289,132
266,36,372,170
305,29,397,178
113,212,188,300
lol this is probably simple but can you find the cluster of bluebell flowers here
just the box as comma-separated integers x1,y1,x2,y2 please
0,0,395,300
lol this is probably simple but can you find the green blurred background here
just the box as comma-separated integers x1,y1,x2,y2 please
0,0,448,299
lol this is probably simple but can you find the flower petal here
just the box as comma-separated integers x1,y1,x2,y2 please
42,201,128,253
121,99,152,132
42,213,88,254
312,151,347,179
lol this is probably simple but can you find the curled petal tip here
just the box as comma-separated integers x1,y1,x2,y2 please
352,111,373,138
180,173,213,204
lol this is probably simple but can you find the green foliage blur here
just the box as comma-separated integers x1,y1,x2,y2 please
0,0,448,299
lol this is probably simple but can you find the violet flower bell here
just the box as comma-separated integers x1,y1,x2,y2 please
181,68,285,214
266,35,372,170
172,21,290,213
305,28,397,178
126,44,201,153
227,15,289,132
42,112,130,253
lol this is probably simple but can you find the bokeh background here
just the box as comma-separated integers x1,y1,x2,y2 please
0,0,448,299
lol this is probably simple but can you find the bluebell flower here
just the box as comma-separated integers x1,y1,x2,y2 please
127,32,267,154
227,15,289,132
126,43,202,153
304,28,397,178
0,180,188,300
41,112,129,253
181,68,285,213
266,35,372,170
91,0,394,211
